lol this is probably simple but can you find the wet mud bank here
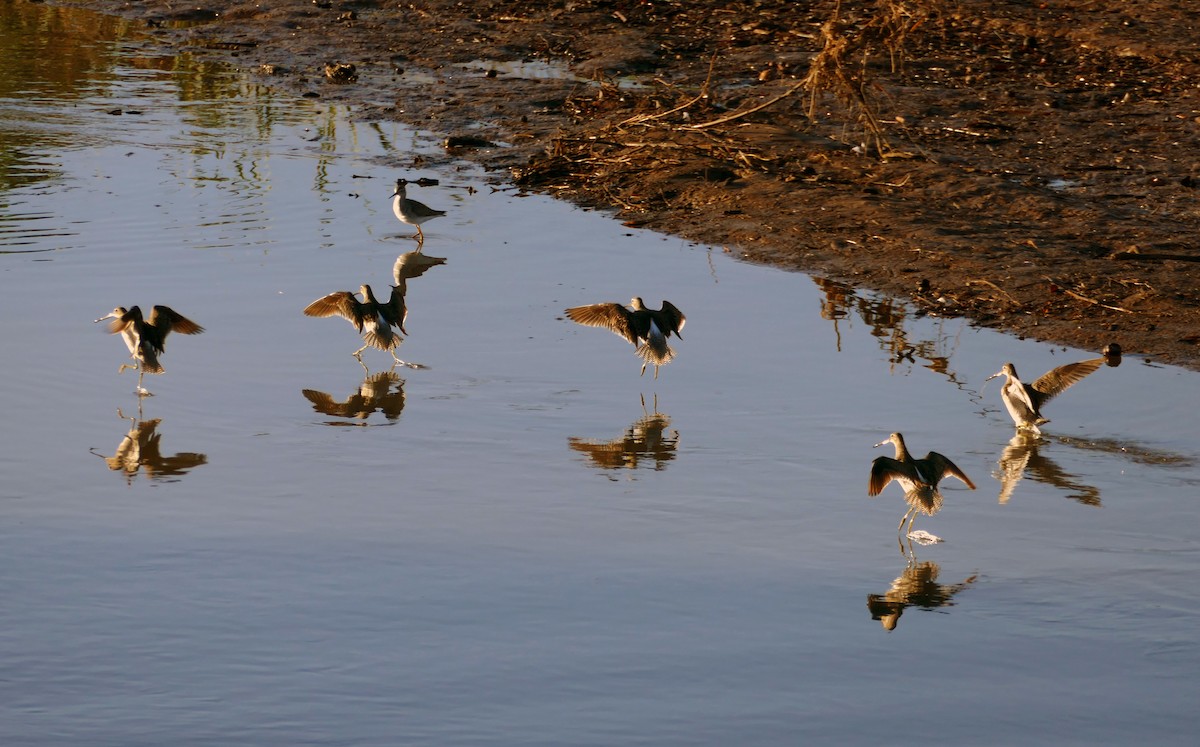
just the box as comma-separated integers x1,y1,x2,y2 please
58,0,1200,369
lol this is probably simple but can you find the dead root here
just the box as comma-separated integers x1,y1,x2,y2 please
515,1,945,206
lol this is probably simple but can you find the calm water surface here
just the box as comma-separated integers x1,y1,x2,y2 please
2,2,1198,744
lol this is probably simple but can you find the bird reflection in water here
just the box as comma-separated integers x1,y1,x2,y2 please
302,369,406,426
994,432,1101,507
393,249,447,283
569,395,680,472
867,556,978,631
90,406,207,484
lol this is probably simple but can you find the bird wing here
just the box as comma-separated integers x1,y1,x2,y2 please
148,306,205,337
564,303,638,345
1028,357,1104,409
869,456,910,496
379,286,408,335
303,292,365,332
141,306,202,355
924,452,976,490
659,300,686,338
137,307,199,355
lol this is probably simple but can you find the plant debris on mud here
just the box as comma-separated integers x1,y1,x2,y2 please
59,0,1200,368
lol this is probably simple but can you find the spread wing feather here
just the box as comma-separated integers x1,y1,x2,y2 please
1028,358,1104,409
565,303,638,345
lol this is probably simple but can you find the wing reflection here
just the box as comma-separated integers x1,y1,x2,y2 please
90,407,207,484
302,370,406,425
996,429,1196,505
867,558,978,631
569,395,680,472
994,432,1101,506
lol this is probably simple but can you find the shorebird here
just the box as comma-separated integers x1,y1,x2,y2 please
564,297,686,379
392,179,445,242
984,358,1104,433
95,305,204,394
869,432,976,535
303,283,410,367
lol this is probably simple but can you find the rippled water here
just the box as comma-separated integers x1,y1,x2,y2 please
2,2,1199,745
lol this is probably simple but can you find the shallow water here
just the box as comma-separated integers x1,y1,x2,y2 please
2,2,1199,745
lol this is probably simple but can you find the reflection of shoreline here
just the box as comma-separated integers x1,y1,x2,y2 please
302,369,406,425
813,278,976,398
90,408,207,484
569,396,680,472
867,558,977,632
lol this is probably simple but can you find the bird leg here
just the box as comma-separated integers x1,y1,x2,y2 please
118,362,138,374
135,370,152,397
898,506,917,533
639,361,648,377
390,353,427,370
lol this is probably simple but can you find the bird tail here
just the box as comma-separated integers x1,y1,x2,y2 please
364,329,400,351
138,341,165,374
636,338,675,367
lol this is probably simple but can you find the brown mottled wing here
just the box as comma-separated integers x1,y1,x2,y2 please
869,456,904,496
378,285,408,335
1028,358,1104,410
304,291,365,332
148,306,204,336
659,300,686,338
143,306,204,354
564,303,637,345
924,452,976,490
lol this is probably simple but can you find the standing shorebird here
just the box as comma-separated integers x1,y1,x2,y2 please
391,179,445,243
95,305,204,394
984,358,1104,433
869,432,976,535
564,297,686,379
303,283,411,367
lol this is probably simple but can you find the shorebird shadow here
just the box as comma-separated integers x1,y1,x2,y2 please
302,369,406,426
89,406,207,484
568,395,680,474
867,554,978,632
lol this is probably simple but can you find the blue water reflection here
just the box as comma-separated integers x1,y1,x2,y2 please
1,1,1199,745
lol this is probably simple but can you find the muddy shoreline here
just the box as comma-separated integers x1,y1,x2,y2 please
58,0,1200,369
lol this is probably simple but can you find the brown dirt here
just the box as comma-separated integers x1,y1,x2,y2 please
62,0,1200,369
